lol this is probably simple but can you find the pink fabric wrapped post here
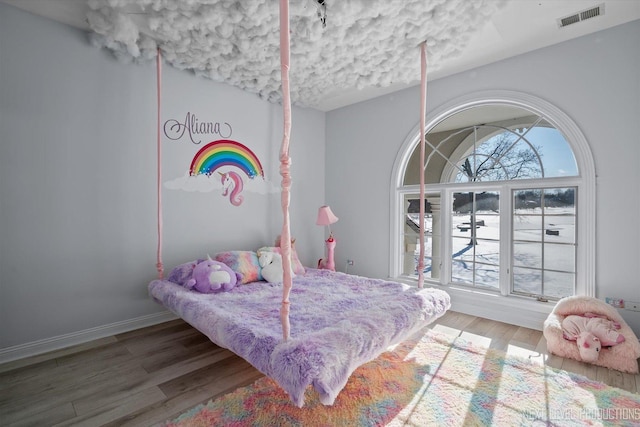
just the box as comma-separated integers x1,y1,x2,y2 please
417,42,427,288
278,0,293,341
156,48,164,279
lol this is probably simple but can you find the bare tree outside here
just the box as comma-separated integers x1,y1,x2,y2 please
456,130,543,245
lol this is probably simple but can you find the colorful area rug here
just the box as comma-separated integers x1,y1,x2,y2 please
161,329,640,426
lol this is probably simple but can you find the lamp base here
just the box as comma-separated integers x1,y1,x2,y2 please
317,237,336,271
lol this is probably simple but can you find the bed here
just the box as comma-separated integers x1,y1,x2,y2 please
149,267,450,407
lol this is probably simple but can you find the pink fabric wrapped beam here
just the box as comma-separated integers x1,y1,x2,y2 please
543,296,640,373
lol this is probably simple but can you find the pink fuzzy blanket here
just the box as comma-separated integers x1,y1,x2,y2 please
543,296,640,373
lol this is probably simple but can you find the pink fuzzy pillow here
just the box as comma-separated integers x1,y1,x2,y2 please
214,251,263,284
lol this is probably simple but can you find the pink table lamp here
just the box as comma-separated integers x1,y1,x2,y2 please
316,205,338,271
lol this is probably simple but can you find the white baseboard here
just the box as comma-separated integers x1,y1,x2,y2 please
447,286,554,331
0,311,178,365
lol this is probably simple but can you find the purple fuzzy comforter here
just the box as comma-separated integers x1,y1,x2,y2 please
148,268,450,407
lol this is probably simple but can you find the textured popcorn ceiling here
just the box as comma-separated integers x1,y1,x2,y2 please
86,0,506,109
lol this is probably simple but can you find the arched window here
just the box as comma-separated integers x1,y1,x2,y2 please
391,91,595,301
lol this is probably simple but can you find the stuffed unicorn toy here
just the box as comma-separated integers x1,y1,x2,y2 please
561,312,625,363
258,250,295,283
185,256,240,293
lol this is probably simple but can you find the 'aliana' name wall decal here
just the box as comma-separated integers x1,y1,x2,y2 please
164,112,232,144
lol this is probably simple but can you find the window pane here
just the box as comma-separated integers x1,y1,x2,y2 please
452,126,566,183
513,215,542,242
453,192,473,214
529,127,578,178
543,188,576,244
475,262,500,289
514,189,542,214
544,188,575,214
497,138,543,180
513,241,542,269
452,237,474,261
451,191,499,290
477,125,579,180
418,236,437,279
402,233,419,276
403,194,440,280
543,271,574,298
452,233,474,284
544,217,575,244
513,267,541,295
544,243,575,272
452,259,473,285
512,187,577,299
452,220,474,238
475,223,498,240
475,240,500,266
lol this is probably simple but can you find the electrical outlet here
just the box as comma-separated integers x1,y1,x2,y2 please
625,301,640,312
605,297,624,308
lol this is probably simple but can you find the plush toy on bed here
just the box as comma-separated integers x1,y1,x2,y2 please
258,250,294,283
561,312,626,363
185,257,240,293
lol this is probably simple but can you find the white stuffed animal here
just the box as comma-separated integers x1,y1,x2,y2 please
258,251,295,283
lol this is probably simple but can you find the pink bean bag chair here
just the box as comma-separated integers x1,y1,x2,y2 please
543,296,640,373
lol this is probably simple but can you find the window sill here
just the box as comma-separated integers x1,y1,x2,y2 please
393,277,555,331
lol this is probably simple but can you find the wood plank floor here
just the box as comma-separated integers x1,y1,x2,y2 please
1,311,638,426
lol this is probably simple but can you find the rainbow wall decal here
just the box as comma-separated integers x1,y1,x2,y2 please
189,139,264,179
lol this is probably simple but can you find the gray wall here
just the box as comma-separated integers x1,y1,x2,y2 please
0,3,325,350
1,2,638,353
326,20,640,332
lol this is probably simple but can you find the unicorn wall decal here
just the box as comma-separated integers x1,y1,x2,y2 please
174,140,266,206
219,171,244,206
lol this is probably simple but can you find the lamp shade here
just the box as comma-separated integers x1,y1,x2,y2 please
316,205,338,226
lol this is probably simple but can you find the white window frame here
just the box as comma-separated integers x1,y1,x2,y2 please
390,91,595,328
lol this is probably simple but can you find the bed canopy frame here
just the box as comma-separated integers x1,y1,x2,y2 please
153,0,430,341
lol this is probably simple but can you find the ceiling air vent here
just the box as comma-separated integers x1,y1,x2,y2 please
558,4,605,28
